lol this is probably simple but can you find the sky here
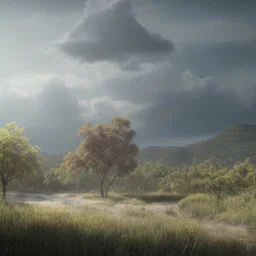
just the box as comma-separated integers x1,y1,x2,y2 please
1,0,256,153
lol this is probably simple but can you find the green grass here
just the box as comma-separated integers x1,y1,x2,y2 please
179,193,256,227
179,194,219,219
217,194,256,227
0,203,254,255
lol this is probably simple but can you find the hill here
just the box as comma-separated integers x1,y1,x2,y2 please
41,124,256,169
140,124,256,165
138,146,192,165
185,124,256,163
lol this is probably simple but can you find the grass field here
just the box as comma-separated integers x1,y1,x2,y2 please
0,202,255,256
179,193,256,227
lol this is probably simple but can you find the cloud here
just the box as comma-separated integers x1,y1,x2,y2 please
139,0,256,22
89,62,256,147
217,68,256,108
2,64,256,152
133,82,256,147
5,73,91,98
96,62,214,102
2,0,256,152
0,79,146,153
79,96,146,127
134,0,256,46
0,80,83,153
1,0,88,14
36,79,82,124
170,40,256,76
58,0,174,69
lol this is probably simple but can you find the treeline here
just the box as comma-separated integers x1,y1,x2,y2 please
127,157,256,196
8,156,256,198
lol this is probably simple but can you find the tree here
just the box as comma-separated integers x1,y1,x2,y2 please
0,123,41,200
62,117,139,197
44,168,74,191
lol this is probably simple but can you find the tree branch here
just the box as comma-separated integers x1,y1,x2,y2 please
95,170,103,182
106,173,119,193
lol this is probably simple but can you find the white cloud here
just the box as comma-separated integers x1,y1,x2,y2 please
4,72,92,97
79,96,146,120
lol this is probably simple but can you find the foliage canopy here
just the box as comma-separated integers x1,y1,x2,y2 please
63,117,139,197
0,123,41,199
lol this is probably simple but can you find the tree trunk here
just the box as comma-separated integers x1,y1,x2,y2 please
105,174,119,197
2,183,6,201
96,171,106,198
100,180,105,198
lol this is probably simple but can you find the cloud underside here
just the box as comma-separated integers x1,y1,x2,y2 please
58,0,174,69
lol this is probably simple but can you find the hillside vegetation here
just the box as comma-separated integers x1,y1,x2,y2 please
140,124,256,165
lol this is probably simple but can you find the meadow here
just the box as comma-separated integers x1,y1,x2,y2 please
1,192,256,256
179,192,256,228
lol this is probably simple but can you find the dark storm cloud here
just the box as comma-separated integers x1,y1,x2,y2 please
172,40,256,76
139,0,256,22
135,0,256,46
84,62,256,147
132,83,256,146
136,85,241,140
58,0,174,69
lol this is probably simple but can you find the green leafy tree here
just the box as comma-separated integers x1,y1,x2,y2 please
0,123,41,200
128,161,171,192
62,117,139,197
44,168,74,191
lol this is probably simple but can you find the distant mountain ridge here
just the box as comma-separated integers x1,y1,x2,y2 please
42,124,256,169
139,124,256,165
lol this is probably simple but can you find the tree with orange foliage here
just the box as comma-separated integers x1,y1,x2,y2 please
62,117,139,197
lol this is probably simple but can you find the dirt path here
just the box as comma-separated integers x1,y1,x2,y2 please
6,192,256,243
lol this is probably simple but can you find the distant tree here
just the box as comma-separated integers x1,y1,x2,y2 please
127,161,170,192
0,123,41,200
62,117,139,197
204,171,229,207
44,168,74,191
